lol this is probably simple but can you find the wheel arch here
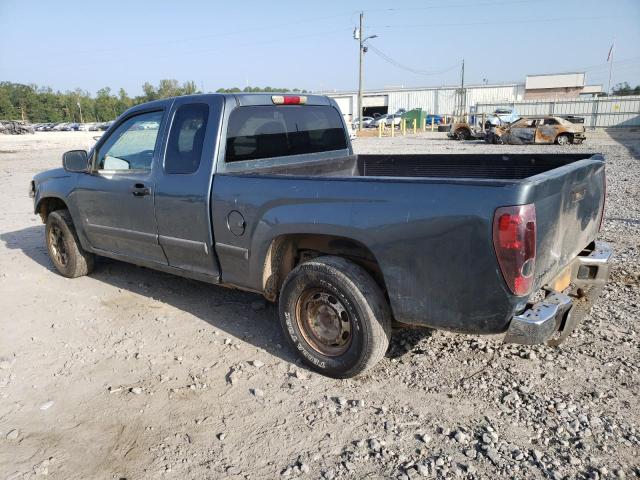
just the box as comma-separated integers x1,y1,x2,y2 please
261,233,388,303
455,126,471,138
555,132,573,144
36,196,69,223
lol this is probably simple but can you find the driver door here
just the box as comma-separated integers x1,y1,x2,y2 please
507,118,536,144
73,109,168,264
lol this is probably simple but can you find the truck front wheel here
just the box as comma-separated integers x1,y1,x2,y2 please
45,209,94,278
278,256,391,378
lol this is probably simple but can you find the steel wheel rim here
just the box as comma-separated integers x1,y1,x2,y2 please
48,224,68,267
296,288,352,357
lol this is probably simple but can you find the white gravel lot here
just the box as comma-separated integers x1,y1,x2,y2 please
0,130,638,480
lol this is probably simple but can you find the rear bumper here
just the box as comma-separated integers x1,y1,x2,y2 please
504,241,613,345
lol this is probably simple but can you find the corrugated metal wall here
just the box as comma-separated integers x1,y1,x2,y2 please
327,84,525,117
387,84,525,115
475,96,640,128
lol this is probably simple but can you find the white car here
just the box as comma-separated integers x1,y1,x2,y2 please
485,108,520,127
374,114,402,128
352,116,374,129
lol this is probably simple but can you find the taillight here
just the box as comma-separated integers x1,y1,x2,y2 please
493,204,536,296
271,95,307,105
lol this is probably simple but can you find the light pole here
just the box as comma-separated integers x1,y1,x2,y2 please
355,12,377,131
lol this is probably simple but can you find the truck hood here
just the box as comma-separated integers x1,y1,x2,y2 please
33,167,70,184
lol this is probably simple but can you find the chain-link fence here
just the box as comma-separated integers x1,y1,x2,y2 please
476,96,640,128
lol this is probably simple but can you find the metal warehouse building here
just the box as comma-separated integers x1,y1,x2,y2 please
325,83,526,120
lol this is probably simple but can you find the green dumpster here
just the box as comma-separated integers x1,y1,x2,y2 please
401,108,426,127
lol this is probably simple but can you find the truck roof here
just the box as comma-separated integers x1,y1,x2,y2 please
125,93,333,116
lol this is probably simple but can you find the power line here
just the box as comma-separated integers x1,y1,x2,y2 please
367,44,459,76
369,15,624,30
363,0,574,13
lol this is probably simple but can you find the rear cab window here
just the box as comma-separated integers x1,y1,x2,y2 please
225,105,347,163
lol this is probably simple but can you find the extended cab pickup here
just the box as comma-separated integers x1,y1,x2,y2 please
30,93,612,378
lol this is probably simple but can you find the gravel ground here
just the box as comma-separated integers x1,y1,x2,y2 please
0,130,638,480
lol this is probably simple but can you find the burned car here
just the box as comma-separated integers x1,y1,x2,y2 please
486,116,586,145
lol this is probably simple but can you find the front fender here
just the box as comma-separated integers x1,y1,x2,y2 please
32,169,92,251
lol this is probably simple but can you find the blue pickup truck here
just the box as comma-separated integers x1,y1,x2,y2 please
30,93,612,378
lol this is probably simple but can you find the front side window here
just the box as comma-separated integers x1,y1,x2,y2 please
96,111,163,171
165,103,209,174
225,105,347,163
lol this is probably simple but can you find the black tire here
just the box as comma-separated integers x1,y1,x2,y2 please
45,209,94,278
278,256,391,378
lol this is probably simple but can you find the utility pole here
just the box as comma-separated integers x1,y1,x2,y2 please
607,40,615,95
458,58,465,116
354,13,378,131
357,12,364,131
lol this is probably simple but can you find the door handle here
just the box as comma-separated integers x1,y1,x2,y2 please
131,183,151,197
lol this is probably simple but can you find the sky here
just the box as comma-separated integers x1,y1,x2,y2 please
1,0,639,96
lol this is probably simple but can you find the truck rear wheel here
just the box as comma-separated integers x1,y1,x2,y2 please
45,209,94,278
556,133,571,145
278,256,391,378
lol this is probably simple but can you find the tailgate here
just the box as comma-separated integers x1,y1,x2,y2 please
529,155,606,289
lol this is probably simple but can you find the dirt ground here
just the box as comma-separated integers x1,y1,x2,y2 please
1,131,638,480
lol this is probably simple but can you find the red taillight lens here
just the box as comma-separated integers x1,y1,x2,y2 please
493,204,536,296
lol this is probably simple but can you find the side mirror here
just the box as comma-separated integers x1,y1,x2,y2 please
62,150,88,172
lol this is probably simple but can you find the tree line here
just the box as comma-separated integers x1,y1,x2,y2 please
611,82,640,96
0,80,309,123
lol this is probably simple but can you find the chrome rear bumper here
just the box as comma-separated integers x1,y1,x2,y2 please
504,241,613,346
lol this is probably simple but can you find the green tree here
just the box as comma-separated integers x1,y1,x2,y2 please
612,82,640,96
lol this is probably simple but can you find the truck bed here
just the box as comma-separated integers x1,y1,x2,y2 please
214,152,606,333
240,153,601,182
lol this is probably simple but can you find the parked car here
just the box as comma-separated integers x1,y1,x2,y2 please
424,114,442,125
374,114,402,128
30,93,611,378
448,119,484,140
484,107,520,129
486,116,586,145
351,116,374,129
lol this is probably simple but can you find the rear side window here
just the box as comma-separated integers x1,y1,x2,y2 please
225,105,347,162
165,103,209,174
